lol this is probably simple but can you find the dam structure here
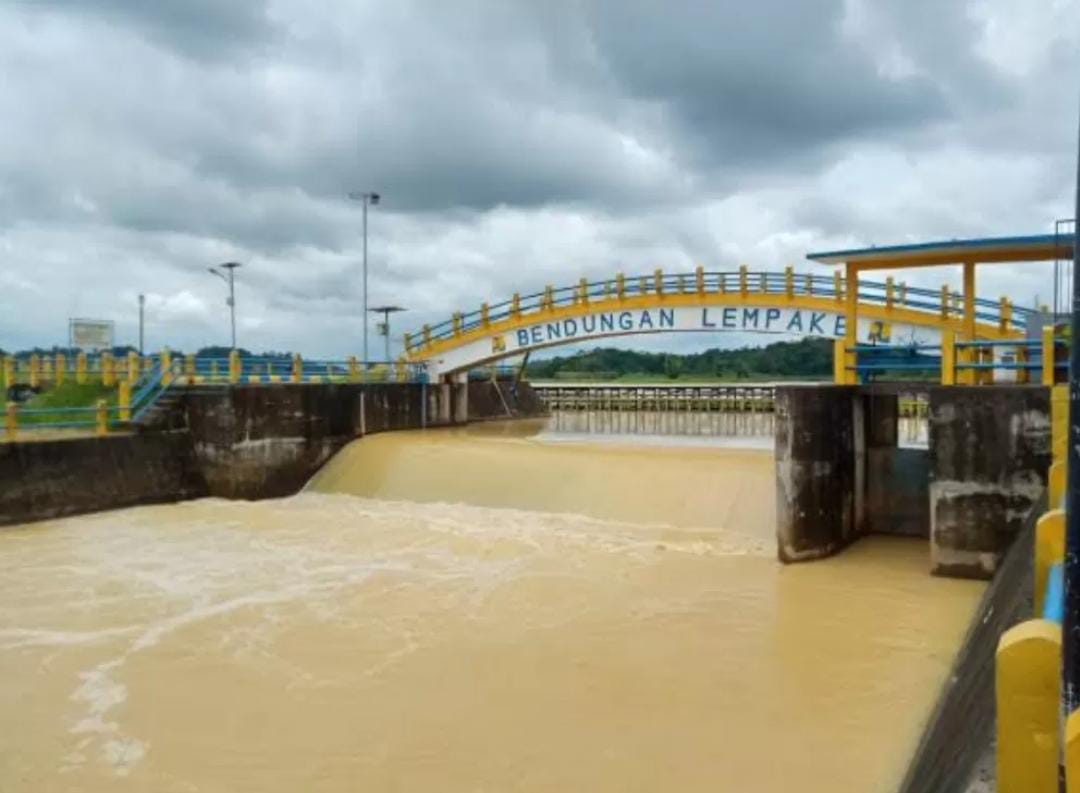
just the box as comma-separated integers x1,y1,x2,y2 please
0,232,1076,793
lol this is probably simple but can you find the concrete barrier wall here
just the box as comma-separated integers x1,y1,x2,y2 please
0,432,207,527
898,501,1038,793
1,381,547,524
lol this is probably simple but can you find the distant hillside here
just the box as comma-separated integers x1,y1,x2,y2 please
525,337,832,380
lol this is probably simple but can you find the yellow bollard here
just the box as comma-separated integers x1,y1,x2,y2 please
29,354,39,389
228,350,240,384
996,619,1061,793
1043,326,1057,386
75,352,86,385
291,355,302,384
55,353,65,386
1067,709,1080,793
348,356,359,383
1050,461,1066,509
95,399,108,436
161,348,173,386
185,353,196,385
118,380,131,422
126,350,138,384
4,401,15,442
1035,510,1065,615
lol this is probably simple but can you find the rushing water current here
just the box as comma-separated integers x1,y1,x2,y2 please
1,419,980,792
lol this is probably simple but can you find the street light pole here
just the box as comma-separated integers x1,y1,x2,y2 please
370,305,406,362
348,191,380,369
208,262,242,351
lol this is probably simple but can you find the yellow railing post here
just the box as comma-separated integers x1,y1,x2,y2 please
76,352,86,385
784,266,794,299
885,277,894,309
118,379,131,422
423,324,432,345
616,272,625,299
42,354,52,384
95,399,108,436
654,268,664,295
228,350,240,384
511,293,521,316
395,360,406,382
941,330,956,386
29,354,39,389
481,303,490,325
2,356,12,391
348,356,359,382
579,277,589,304
291,354,302,383
543,285,554,310
101,352,114,387
161,348,172,386
55,353,65,386
127,350,139,384
804,274,812,296
1000,297,1012,335
4,401,15,442
900,281,908,305
996,619,1061,793
739,265,748,296
1042,326,1056,386
695,265,705,294
185,353,196,385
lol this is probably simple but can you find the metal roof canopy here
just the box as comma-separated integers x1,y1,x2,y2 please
807,233,1076,270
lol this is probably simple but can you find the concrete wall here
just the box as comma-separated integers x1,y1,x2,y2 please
1,381,547,524
928,385,1050,579
775,386,860,562
0,432,207,527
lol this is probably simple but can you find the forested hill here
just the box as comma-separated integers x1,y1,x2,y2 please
525,337,832,380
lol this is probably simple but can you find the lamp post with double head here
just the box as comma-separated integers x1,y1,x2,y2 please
208,262,242,350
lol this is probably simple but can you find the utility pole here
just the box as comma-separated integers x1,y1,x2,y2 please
347,191,381,370
138,293,145,355
208,262,242,350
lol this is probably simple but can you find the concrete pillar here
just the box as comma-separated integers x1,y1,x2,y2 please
928,385,1051,578
453,373,468,424
438,382,451,425
775,386,860,562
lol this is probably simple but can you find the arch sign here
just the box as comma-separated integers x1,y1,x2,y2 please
422,303,939,378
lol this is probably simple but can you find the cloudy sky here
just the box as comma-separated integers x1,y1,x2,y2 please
1,0,1078,358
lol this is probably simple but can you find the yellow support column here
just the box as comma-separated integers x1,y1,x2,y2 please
228,350,240,384
833,339,846,385
101,352,114,387
118,380,131,422
1043,326,1056,386
95,399,108,436
348,356,359,383
1035,510,1064,614
76,352,86,385
55,353,65,386
161,348,172,386
941,330,956,386
29,354,39,389
5,401,15,442
843,262,858,385
959,260,977,385
1050,461,1066,508
996,619,1061,793
291,355,302,383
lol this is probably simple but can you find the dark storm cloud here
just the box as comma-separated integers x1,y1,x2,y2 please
0,0,1076,356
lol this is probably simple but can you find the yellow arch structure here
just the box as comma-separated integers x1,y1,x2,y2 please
403,267,1028,381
